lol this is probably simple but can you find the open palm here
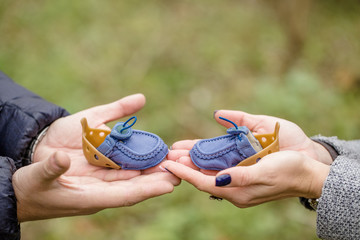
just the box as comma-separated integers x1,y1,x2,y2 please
33,94,148,180
168,109,330,171
13,94,181,222
14,151,179,221
214,110,316,158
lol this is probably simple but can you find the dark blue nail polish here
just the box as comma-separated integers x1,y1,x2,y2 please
216,174,231,187
164,167,174,175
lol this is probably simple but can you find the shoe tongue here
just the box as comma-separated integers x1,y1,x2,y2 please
110,122,133,140
226,126,249,135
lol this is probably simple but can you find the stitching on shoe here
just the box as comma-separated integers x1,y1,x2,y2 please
191,145,237,159
114,141,167,161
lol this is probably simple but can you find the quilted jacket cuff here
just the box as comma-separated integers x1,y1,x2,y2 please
0,157,20,240
0,71,69,169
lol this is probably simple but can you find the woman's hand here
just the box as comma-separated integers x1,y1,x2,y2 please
168,110,333,165
214,110,333,165
161,151,330,208
13,151,180,222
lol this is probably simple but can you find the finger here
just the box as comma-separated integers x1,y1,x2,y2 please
214,165,264,188
35,152,71,182
119,180,175,206
162,172,181,186
91,168,141,181
176,157,219,175
200,169,219,176
142,162,165,174
139,170,181,186
161,161,214,193
176,156,199,170
89,93,146,124
214,110,275,132
98,172,180,207
171,140,198,150
167,149,190,161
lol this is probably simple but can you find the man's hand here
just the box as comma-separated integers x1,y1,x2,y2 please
14,151,180,222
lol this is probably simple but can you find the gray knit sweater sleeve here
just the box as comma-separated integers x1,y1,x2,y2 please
312,136,360,240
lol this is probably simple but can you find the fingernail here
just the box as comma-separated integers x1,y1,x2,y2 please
215,174,231,187
213,110,219,118
159,165,175,175
159,165,167,172
164,167,174,175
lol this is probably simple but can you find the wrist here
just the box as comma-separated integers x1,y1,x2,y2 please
304,158,330,199
29,126,49,163
12,169,27,222
312,140,334,165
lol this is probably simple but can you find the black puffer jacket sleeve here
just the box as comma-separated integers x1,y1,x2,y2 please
0,70,69,239
0,157,20,240
0,71,69,168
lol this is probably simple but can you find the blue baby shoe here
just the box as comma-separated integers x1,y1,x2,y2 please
97,116,168,170
190,117,263,170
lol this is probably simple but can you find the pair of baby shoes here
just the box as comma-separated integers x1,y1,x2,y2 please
84,116,270,170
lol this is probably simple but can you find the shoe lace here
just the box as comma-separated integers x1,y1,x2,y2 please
219,116,248,140
120,116,137,134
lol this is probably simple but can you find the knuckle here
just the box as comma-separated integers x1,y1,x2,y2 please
194,181,208,192
234,169,252,186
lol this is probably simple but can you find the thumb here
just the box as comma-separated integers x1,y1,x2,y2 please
35,152,71,182
89,93,146,124
214,110,258,129
215,165,263,188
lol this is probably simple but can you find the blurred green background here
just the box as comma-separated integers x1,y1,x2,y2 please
1,0,360,239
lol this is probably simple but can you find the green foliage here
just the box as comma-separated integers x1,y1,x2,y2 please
1,0,360,239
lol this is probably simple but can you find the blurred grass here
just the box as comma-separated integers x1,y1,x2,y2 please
1,0,359,239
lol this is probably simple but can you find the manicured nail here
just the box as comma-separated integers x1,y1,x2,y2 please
159,165,175,175
215,174,231,187
213,110,219,118
164,167,174,175
159,165,167,172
